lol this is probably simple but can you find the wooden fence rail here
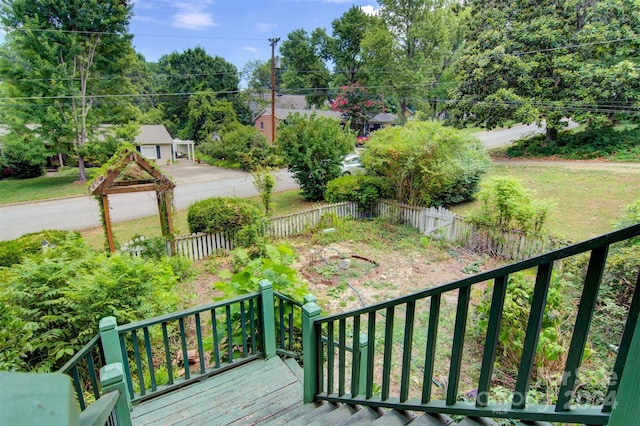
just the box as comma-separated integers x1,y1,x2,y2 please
122,201,562,262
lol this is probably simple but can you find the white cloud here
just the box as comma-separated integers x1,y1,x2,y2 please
255,22,277,33
169,1,217,30
243,46,259,53
360,5,380,16
132,15,161,24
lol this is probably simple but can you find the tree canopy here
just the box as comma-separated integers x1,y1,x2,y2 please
452,0,640,139
0,0,137,180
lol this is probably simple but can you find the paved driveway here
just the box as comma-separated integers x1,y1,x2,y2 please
158,159,248,184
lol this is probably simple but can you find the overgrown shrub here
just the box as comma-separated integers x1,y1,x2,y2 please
362,121,490,206
325,174,389,209
187,197,265,248
473,272,566,373
0,230,81,267
506,126,640,161
197,125,279,170
277,113,354,201
0,131,47,179
469,176,551,234
1,237,182,372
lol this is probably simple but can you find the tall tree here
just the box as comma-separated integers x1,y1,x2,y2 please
452,0,640,140
319,6,378,86
0,0,137,181
279,29,331,108
157,47,240,136
371,0,461,120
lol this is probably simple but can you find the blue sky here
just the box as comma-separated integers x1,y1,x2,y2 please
130,0,380,73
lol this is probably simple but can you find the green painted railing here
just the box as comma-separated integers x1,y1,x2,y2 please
60,283,305,411
303,224,640,424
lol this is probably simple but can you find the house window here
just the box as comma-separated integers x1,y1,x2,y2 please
260,121,264,130
156,145,161,159
140,145,157,159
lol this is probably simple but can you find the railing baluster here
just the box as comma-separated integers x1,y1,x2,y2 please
557,246,608,411
604,267,640,412
119,334,134,398
161,322,173,385
143,327,157,391
382,306,394,401
319,323,325,393
279,298,286,348
447,285,471,405
477,275,508,407
195,314,205,374
366,311,376,399
131,330,146,396
225,305,233,363
240,301,248,358
70,366,86,409
211,309,220,368
422,294,441,404
86,353,100,400
327,321,335,394
339,318,346,396
249,300,256,354
513,262,553,409
351,315,361,397
400,301,416,403
178,318,190,379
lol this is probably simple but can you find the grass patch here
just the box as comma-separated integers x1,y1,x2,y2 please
0,168,99,205
451,163,640,242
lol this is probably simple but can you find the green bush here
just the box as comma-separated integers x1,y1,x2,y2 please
473,272,565,372
0,131,47,179
506,126,640,161
0,230,81,267
197,125,279,171
187,197,265,248
363,121,490,206
277,113,354,201
469,176,551,234
325,175,389,209
1,237,182,372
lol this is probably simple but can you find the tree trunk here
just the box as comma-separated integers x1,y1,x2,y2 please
78,156,86,182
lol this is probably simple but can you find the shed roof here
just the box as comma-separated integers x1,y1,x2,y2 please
136,125,174,145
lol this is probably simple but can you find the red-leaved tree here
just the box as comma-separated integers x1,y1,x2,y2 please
330,83,382,135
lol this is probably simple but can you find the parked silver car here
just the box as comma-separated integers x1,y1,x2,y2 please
340,154,364,175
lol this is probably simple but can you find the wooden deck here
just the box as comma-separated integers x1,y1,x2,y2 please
131,356,304,426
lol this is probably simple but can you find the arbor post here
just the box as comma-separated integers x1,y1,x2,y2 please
302,294,321,403
259,280,277,359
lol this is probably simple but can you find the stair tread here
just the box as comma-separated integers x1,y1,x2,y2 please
335,406,380,426
410,412,456,425
307,404,357,425
256,401,320,426
458,417,499,426
290,402,338,425
283,357,304,384
372,409,414,425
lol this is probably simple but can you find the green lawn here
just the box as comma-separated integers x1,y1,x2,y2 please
451,163,640,242
0,168,98,205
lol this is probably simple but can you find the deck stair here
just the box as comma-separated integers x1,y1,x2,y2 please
130,356,553,426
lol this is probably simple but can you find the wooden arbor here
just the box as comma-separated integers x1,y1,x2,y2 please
90,148,176,253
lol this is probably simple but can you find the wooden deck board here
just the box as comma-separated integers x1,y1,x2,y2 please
131,357,304,426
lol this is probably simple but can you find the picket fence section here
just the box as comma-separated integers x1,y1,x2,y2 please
170,232,233,261
122,201,561,262
264,202,359,237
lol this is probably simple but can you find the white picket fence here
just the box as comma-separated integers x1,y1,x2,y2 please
122,200,561,262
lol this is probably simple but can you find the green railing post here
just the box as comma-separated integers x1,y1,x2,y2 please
100,363,132,426
99,316,131,400
358,332,368,395
99,316,124,366
303,294,321,403
259,279,277,359
609,314,640,425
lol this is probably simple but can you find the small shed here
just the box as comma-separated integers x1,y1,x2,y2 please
89,146,175,253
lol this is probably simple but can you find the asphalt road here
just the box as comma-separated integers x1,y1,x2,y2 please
0,167,297,241
0,122,573,241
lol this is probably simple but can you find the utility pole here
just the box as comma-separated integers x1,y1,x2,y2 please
269,37,280,143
